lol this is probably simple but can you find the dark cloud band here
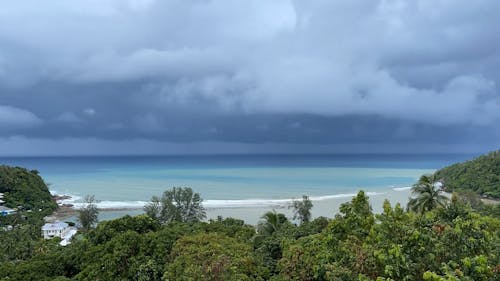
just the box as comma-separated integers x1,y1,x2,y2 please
0,0,498,154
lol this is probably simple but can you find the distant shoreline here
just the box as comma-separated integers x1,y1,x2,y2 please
50,188,497,225
50,189,415,224
481,197,500,205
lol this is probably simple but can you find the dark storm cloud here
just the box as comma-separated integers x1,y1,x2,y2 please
0,0,499,154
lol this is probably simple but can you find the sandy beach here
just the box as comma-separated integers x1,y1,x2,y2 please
205,189,412,224
53,188,413,225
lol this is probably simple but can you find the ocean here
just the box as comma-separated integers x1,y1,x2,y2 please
0,154,473,222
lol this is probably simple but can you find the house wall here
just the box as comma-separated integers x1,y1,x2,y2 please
42,227,68,239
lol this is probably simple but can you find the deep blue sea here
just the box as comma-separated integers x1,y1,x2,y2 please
0,154,473,210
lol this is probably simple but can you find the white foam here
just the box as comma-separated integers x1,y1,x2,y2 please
311,192,383,200
66,191,385,210
203,199,290,208
72,201,148,210
204,192,383,208
51,190,82,205
392,186,412,191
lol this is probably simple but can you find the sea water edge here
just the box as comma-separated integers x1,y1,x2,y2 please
0,153,473,224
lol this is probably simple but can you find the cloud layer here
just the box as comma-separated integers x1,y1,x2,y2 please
0,0,499,154
0,105,41,129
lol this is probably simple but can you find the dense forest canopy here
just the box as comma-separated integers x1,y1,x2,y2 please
1,192,499,280
434,150,500,198
0,165,57,212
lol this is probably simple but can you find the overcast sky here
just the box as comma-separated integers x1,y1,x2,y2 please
0,0,499,155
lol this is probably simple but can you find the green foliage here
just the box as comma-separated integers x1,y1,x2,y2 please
290,195,313,223
0,165,57,213
451,190,500,218
481,203,500,218
89,214,160,244
145,187,206,223
69,219,193,280
328,190,375,240
164,232,261,281
434,150,500,198
278,234,329,281
257,210,289,237
408,174,449,213
2,195,499,281
423,255,497,281
0,224,43,262
0,165,60,279
278,192,499,281
205,216,256,241
74,230,145,280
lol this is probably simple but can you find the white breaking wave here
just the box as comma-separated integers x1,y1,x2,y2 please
204,192,384,209
392,186,412,191
55,191,384,210
72,201,149,210
51,190,82,205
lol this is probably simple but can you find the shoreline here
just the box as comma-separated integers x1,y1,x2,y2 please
55,186,498,225
481,197,500,205
50,189,414,224
50,190,390,210
49,189,497,225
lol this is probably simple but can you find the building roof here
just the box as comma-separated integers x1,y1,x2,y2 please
42,221,68,231
0,206,14,212
60,228,78,246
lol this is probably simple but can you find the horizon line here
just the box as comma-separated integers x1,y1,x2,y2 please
0,151,482,158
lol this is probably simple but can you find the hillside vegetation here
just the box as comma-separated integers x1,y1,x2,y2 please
434,150,500,198
0,165,57,212
1,191,499,280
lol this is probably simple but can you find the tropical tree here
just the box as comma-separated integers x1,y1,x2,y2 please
144,196,162,221
257,210,288,236
290,195,313,224
78,195,99,232
144,187,206,224
164,233,260,280
408,175,448,214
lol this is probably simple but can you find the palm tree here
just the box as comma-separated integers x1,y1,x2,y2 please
253,210,288,248
257,210,287,236
408,174,448,214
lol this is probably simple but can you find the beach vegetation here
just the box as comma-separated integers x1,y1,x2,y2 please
164,232,261,280
1,189,498,280
144,187,206,224
290,195,313,223
257,210,288,237
408,175,449,214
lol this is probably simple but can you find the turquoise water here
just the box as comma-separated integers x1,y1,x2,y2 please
0,154,472,210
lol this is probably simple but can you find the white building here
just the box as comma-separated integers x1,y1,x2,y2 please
41,221,77,246
0,206,16,216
